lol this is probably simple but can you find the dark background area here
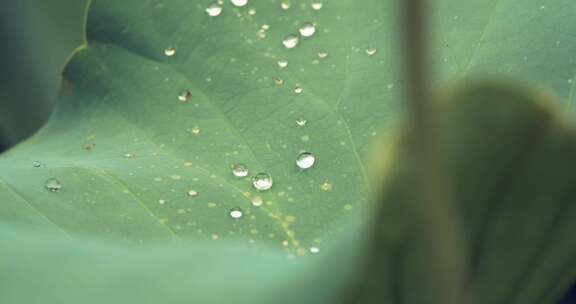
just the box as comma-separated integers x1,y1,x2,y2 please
0,1,574,302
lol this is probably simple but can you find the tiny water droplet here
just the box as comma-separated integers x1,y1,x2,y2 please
281,1,291,10
45,178,62,193
296,152,316,169
206,3,223,16
277,59,288,68
232,164,249,177
282,35,299,49
159,199,166,205
251,196,263,207
248,8,256,15
33,161,43,168
124,153,135,159
164,47,176,57
178,90,192,102
294,86,303,94
230,207,243,219
299,23,316,37
275,78,285,85
365,47,377,56
253,173,273,191
191,126,201,134
321,181,332,191
296,118,307,126
311,2,323,10
230,0,248,7
187,190,199,197
318,52,328,59
310,246,320,253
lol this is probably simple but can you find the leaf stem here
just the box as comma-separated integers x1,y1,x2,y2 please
401,0,469,303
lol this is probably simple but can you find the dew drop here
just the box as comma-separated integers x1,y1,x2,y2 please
365,47,377,56
318,52,328,59
275,78,285,85
164,47,176,57
311,2,323,10
296,152,316,169
251,196,263,207
230,207,243,219
159,199,166,205
321,181,333,191
187,190,199,197
230,0,248,7
294,86,303,94
253,173,273,191
282,35,299,49
310,246,320,254
232,164,249,178
191,126,201,134
33,161,43,168
206,3,223,16
296,117,307,126
45,178,62,193
178,90,192,102
277,59,288,68
281,1,291,10
123,153,135,159
299,23,316,37
248,8,256,15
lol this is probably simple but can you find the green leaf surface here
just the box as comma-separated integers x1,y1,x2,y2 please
1,0,576,303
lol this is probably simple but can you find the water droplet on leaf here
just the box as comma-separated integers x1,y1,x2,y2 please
296,152,316,169
164,47,176,56
253,173,273,191
311,2,323,10
230,207,243,219
206,3,223,16
230,0,248,7
310,246,320,253
178,90,192,102
283,35,299,49
232,164,249,178
299,23,316,37
365,47,377,56
281,1,291,10
277,59,288,68
294,86,303,94
45,178,62,193
296,118,307,126
321,181,332,191
187,190,199,197
251,196,263,206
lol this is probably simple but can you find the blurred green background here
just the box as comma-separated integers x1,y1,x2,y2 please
0,0,88,151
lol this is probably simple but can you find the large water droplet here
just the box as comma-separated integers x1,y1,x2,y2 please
206,3,223,16
253,173,273,191
45,178,62,193
296,152,316,169
230,0,248,7
299,23,316,37
365,47,377,56
178,90,192,102
164,47,176,57
232,164,249,178
277,59,288,68
230,207,244,219
311,2,323,10
282,35,299,49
